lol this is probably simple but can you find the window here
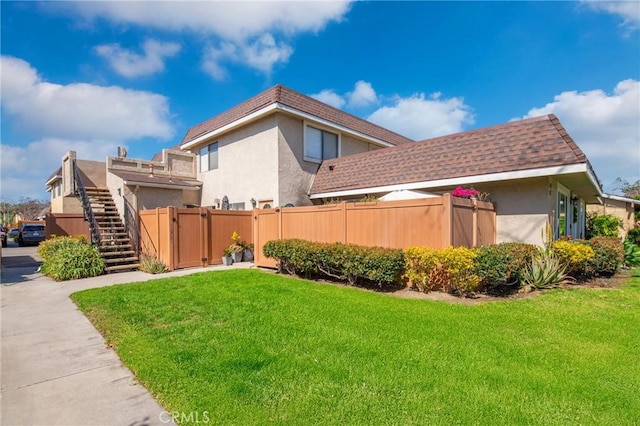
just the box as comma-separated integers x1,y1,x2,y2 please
305,125,338,162
199,142,218,172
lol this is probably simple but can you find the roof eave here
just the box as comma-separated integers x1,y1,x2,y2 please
122,179,201,191
310,163,599,199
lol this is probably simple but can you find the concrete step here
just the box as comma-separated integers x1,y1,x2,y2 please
105,263,140,273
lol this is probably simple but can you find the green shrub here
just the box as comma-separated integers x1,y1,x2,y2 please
627,227,640,246
139,254,168,274
263,239,318,277
38,235,104,281
586,214,622,238
263,239,404,287
622,239,640,268
473,243,537,290
521,248,574,291
551,240,595,280
585,237,624,277
404,246,480,296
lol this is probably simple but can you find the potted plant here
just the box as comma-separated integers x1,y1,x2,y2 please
242,242,254,262
222,247,233,266
229,231,244,263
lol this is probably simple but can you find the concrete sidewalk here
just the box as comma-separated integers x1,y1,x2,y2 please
1,262,253,425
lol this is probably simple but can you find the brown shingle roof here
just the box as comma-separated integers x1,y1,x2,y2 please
46,167,62,183
310,114,590,195
180,84,414,147
110,170,201,188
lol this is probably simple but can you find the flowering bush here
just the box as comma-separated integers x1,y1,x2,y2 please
404,246,480,296
452,186,481,199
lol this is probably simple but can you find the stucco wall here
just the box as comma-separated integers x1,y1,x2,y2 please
467,178,551,245
341,135,380,157
198,115,279,209
77,159,107,187
137,187,184,210
106,172,126,220
277,114,318,207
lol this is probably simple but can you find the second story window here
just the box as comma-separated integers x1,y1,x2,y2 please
305,125,338,163
199,142,218,172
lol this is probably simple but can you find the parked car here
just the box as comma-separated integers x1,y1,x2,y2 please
8,228,19,239
17,224,46,247
1,226,6,248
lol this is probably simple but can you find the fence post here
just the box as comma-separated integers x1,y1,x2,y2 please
442,193,452,247
201,207,209,267
341,202,348,244
169,207,176,271
277,207,283,241
472,198,478,247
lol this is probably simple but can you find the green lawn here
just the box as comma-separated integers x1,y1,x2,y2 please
72,269,640,425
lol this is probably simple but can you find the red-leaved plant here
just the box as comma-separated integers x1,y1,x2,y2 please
452,186,481,199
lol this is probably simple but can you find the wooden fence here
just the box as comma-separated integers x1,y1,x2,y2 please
139,207,253,271
45,213,90,240
253,194,495,268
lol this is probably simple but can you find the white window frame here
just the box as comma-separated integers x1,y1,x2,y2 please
303,122,341,163
555,183,571,239
199,142,219,172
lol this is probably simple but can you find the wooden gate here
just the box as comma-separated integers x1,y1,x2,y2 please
139,207,252,271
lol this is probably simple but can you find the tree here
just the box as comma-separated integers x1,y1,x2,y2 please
621,179,640,200
0,198,49,224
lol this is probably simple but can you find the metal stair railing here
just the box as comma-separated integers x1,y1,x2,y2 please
123,197,140,256
72,159,101,246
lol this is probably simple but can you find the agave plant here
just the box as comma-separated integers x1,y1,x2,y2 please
521,247,574,291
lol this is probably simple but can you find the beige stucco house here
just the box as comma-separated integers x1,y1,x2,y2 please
48,85,610,247
173,84,413,210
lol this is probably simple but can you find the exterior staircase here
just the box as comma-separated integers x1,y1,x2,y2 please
84,187,140,273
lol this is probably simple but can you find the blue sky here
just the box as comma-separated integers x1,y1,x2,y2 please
1,0,639,202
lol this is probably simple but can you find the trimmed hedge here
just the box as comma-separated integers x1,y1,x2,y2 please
263,239,405,287
473,243,537,290
263,236,626,296
38,235,105,281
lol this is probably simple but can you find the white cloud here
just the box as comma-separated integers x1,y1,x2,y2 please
51,1,352,78
518,79,640,188
0,56,176,202
95,38,181,78
347,80,378,108
1,138,119,201
1,56,174,141
203,33,292,80
583,0,640,31
368,92,475,140
310,89,346,109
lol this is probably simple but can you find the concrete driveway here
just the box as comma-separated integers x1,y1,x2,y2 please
0,243,177,426
1,246,253,426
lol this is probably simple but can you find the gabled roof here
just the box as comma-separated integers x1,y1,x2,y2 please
310,114,600,197
45,167,62,186
180,84,414,149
